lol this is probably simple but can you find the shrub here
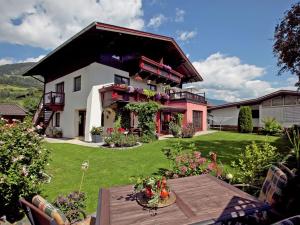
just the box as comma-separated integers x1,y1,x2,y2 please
238,106,253,133
181,123,195,138
285,125,300,169
262,117,282,135
0,118,50,222
162,142,222,178
125,101,160,136
169,121,181,138
231,141,279,187
139,133,157,143
53,191,86,223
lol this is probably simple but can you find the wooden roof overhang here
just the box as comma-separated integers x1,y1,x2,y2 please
23,22,202,85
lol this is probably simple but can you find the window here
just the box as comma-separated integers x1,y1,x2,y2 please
272,96,283,106
56,82,64,93
55,112,60,127
284,95,297,105
74,76,81,92
193,111,202,129
114,75,130,85
252,110,259,119
147,84,157,91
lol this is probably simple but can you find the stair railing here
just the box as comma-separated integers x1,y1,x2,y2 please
33,95,44,125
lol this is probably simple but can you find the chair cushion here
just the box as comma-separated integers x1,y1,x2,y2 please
32,195,70,225
258,165,288,207
272,215,300,225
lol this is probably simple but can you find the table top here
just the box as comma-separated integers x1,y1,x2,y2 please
95,174,269,225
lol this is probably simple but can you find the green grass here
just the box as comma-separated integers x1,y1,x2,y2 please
43,131,285,213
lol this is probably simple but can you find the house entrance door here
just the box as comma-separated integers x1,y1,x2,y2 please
161,112,171,133
78,110,86,136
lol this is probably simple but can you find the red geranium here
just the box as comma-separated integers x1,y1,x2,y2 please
107,128,113,134
118,127,126,133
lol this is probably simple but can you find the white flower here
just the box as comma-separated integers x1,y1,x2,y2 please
226,173,233,180
81,161,89,171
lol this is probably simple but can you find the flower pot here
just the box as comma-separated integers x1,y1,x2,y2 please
92,135,102,143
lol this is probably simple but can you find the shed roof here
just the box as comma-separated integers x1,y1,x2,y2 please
0,103,27,116
209,90,300,110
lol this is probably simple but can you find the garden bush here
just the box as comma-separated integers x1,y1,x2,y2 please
262,117,282,136
231,141,279,187
169,121,181,138
125,101,160,137
162,142,223,178
53,191,86,223
181,123,195,138
0,118,49,222
238,106,253,133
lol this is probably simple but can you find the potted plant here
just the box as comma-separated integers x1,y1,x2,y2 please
134,176,175,208
90,126,103,143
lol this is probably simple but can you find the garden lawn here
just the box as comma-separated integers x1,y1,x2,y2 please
43,131,285,213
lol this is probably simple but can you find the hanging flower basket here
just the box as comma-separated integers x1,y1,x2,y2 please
134,74,143,81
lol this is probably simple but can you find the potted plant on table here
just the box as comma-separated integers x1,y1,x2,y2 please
90,126,103,143
134,176,175,208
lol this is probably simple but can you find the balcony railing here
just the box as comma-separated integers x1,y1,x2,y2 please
44,92,65,107
139,56,184,84
169,91,206,104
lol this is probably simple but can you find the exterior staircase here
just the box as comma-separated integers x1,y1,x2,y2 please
33,92,65,128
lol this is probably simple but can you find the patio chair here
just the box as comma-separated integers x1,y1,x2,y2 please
234,163,295,224
19,195,95,225
272,215,300,225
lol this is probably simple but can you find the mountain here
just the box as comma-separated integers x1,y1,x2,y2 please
0,62,35,76
206,98,227,106
0,62,42,89
0,62,43,114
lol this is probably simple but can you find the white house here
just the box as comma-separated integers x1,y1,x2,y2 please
208,90,300,130
23,22,208,141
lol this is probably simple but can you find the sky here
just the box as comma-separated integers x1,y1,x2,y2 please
0,0,298,102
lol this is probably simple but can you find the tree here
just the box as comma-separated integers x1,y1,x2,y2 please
273,2,300,89
238,106,253,133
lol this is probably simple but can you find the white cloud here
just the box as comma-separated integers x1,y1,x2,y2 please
0,58,14,66
0,0,144,49
175,8,185,22
147,14,167,28
189,52,296,102
177,30,197,41
0,55,45,65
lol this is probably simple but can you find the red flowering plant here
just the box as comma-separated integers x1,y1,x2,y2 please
162,142,223,179
134,176,171,207
104,117,138,148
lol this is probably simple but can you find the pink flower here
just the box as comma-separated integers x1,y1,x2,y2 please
196,157,206,165
173,174,179,179
194,151,201,159
175,156,182,163
189,163,197,170
180,166,188,175
207,162,217,171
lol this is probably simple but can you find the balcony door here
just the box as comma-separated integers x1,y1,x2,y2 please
56,82,64,93
193,111,202,131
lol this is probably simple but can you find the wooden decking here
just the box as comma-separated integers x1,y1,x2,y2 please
96,174,269,225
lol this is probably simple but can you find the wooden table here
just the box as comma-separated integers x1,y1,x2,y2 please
95,175,269,225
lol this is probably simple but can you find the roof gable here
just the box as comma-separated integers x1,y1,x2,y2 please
23,22,202,84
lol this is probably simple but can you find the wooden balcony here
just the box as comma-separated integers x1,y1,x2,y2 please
169,91,206,104
139,56,184,84
44,92,65,111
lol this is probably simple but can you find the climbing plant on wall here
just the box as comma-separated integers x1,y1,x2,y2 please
125,101,160,136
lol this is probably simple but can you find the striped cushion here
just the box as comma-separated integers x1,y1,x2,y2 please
32,195,70,225
272,215,300,225
258,165,288,207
